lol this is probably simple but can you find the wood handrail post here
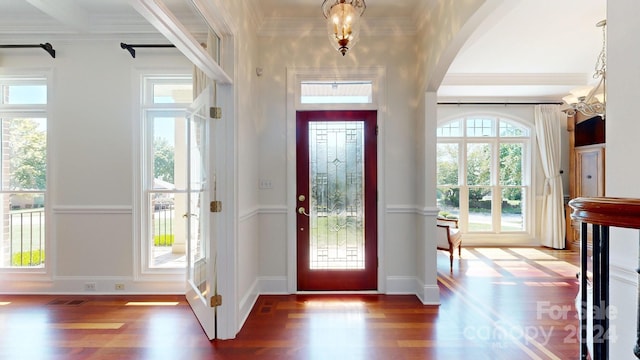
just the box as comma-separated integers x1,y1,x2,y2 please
569,197,640,359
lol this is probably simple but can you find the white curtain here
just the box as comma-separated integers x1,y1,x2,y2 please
535,105,566,249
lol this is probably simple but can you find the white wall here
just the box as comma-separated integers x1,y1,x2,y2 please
414,0,491,303
437,104,570,245
255,33,420,295
604,1,640,358
2,0,618,348
0,39,192,293
0,1,264,335
219,0,263,327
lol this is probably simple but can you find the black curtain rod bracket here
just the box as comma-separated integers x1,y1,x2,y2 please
0,43,55,58
120,42,176,58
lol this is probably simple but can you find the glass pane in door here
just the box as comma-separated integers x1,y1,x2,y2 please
188,104,208,296
184,83,217,339
308,121,364,270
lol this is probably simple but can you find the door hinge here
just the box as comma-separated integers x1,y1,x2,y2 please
375,125,379,135
210,200,222,212
210,294,222,307
210,107,222,119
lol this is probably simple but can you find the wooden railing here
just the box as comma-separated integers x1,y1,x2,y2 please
569,197,640,360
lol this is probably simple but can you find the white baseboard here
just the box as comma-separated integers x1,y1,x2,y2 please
0,276,183,295
253,275,436,302
610,264,638,286
419,284,441,305
229,273,438,340
386,275,440,305
235,277,287,334
258,276,289,294
237,279,260,332
385,275,419,294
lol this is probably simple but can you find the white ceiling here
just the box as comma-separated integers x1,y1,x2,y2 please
253,0,426,18
439,0,607,103
0,0,606,104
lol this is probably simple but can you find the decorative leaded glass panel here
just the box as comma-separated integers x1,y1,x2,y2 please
308,121,364,269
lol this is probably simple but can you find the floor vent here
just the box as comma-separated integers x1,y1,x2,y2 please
47,299,87,306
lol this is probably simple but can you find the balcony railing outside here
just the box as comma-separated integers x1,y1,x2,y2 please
8,208,45,267
6,198,184,269
153,200,174,247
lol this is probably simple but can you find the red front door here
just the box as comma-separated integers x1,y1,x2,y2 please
296,110,377,291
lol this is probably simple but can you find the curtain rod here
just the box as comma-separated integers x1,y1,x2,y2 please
0,43,55,58
438,102,563,106
120,42,176,58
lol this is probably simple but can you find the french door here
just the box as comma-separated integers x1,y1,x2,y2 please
296,110,377,291
185,85,217,339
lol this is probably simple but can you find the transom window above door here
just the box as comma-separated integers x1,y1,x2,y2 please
300,81,373,104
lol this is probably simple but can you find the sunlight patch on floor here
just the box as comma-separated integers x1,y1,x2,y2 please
126,302,179,306
52,323,124,329
509,247,557,260
465,261,503,277
448,247,581,279
459,248,479,259
474,248,518,260
524,281,572,287
495,260,551,277
491,281,518,285
534,260,579,277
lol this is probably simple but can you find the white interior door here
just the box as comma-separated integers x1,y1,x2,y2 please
185,85,217,339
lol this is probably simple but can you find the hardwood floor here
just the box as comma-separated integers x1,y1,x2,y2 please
0,247,581,360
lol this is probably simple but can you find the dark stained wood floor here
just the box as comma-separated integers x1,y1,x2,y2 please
0,247,581,359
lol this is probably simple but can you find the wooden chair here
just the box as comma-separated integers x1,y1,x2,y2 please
436,217,462,271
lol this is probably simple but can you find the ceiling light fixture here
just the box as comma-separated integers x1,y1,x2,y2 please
321,0,366,56
563,20,607,118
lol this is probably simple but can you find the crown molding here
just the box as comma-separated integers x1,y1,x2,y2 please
257,17,325,37
244,0,264,32
132,0,231,83
0,33,171,44
436,96,566,104
438,73,596,103
257,16,417,37
441,73,590,86
0,14,160,35
190,0,238,36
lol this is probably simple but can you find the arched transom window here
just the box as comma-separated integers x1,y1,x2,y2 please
437,115,532,235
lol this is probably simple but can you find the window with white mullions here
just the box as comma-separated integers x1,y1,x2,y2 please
0,76,47,269
301,81,373,104
437,116,531,235
141,75,193,272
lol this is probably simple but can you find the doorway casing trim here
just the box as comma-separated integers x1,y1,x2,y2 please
286,66,387,293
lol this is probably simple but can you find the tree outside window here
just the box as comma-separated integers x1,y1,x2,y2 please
437,116,530,234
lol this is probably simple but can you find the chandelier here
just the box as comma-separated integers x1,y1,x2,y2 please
562,20,607,118
321,0,366,56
